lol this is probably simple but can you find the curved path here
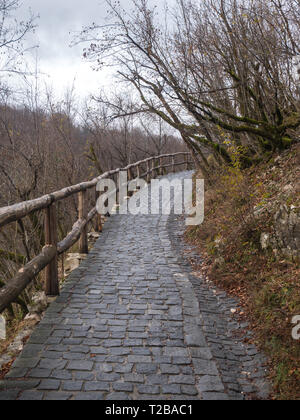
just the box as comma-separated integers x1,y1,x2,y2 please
0,172,269,400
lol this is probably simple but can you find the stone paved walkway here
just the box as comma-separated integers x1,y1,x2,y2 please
0,172,270,400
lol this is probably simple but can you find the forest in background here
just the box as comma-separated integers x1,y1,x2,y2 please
0,0,185,319
0,98,185,314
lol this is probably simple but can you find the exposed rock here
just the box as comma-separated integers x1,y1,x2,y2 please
0,315,6,340
6,328,32,355
261,205,300,260
214,236,225,255
0,326,30,367
24,313,41,324
254,205,267,218
88,232,101,240
64,253,87,277
283,184,293,193
273,205,300,260
213,257,225,269
27,292,48,314
0,313,45,369
260,233,271,250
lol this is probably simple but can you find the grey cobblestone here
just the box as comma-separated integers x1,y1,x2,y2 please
44,392,72,400
38,379,61,391
18,391,44,400
12,358,39,369
0,390,20,400
138,385,160,395
113,383,134,392
123,374,144,383
0,172,270,400
28,369,52,379
167,209,270,400
74,392,104,400
67,361,94,371
62,381,83,391
162,384,181,395
84,382,110,392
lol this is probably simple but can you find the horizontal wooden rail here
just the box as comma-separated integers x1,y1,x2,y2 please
0,246,57,313
0,152,193,313
0,153,191,229
57,208,97,255
0,169,120,229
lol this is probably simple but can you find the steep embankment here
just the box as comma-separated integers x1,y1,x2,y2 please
186,144,300,400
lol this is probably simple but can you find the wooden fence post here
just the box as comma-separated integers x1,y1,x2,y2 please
115,172,119,208
147,160,150,183
127,167,132,181
78,190,89,254
127,167,133,197
44,204,59,296
172,156,175,173
152,159,156,178
159,157,163,176
95,188,102,233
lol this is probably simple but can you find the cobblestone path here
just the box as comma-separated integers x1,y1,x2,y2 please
0,172,270,400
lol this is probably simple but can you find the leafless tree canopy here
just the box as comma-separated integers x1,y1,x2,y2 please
0,94,184,313
81,0,300,169
0,0,36,84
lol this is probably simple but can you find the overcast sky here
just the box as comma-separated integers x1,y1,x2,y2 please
15,0,123,102
10,0,175,105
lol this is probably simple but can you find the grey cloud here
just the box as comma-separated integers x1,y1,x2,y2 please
11,0,168,98
17,0,110,62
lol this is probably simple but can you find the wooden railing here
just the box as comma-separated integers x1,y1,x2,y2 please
0,152,193,313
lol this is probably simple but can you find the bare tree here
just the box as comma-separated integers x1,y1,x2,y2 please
0,0,37,89
82,94,186,174
79,0,300,170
